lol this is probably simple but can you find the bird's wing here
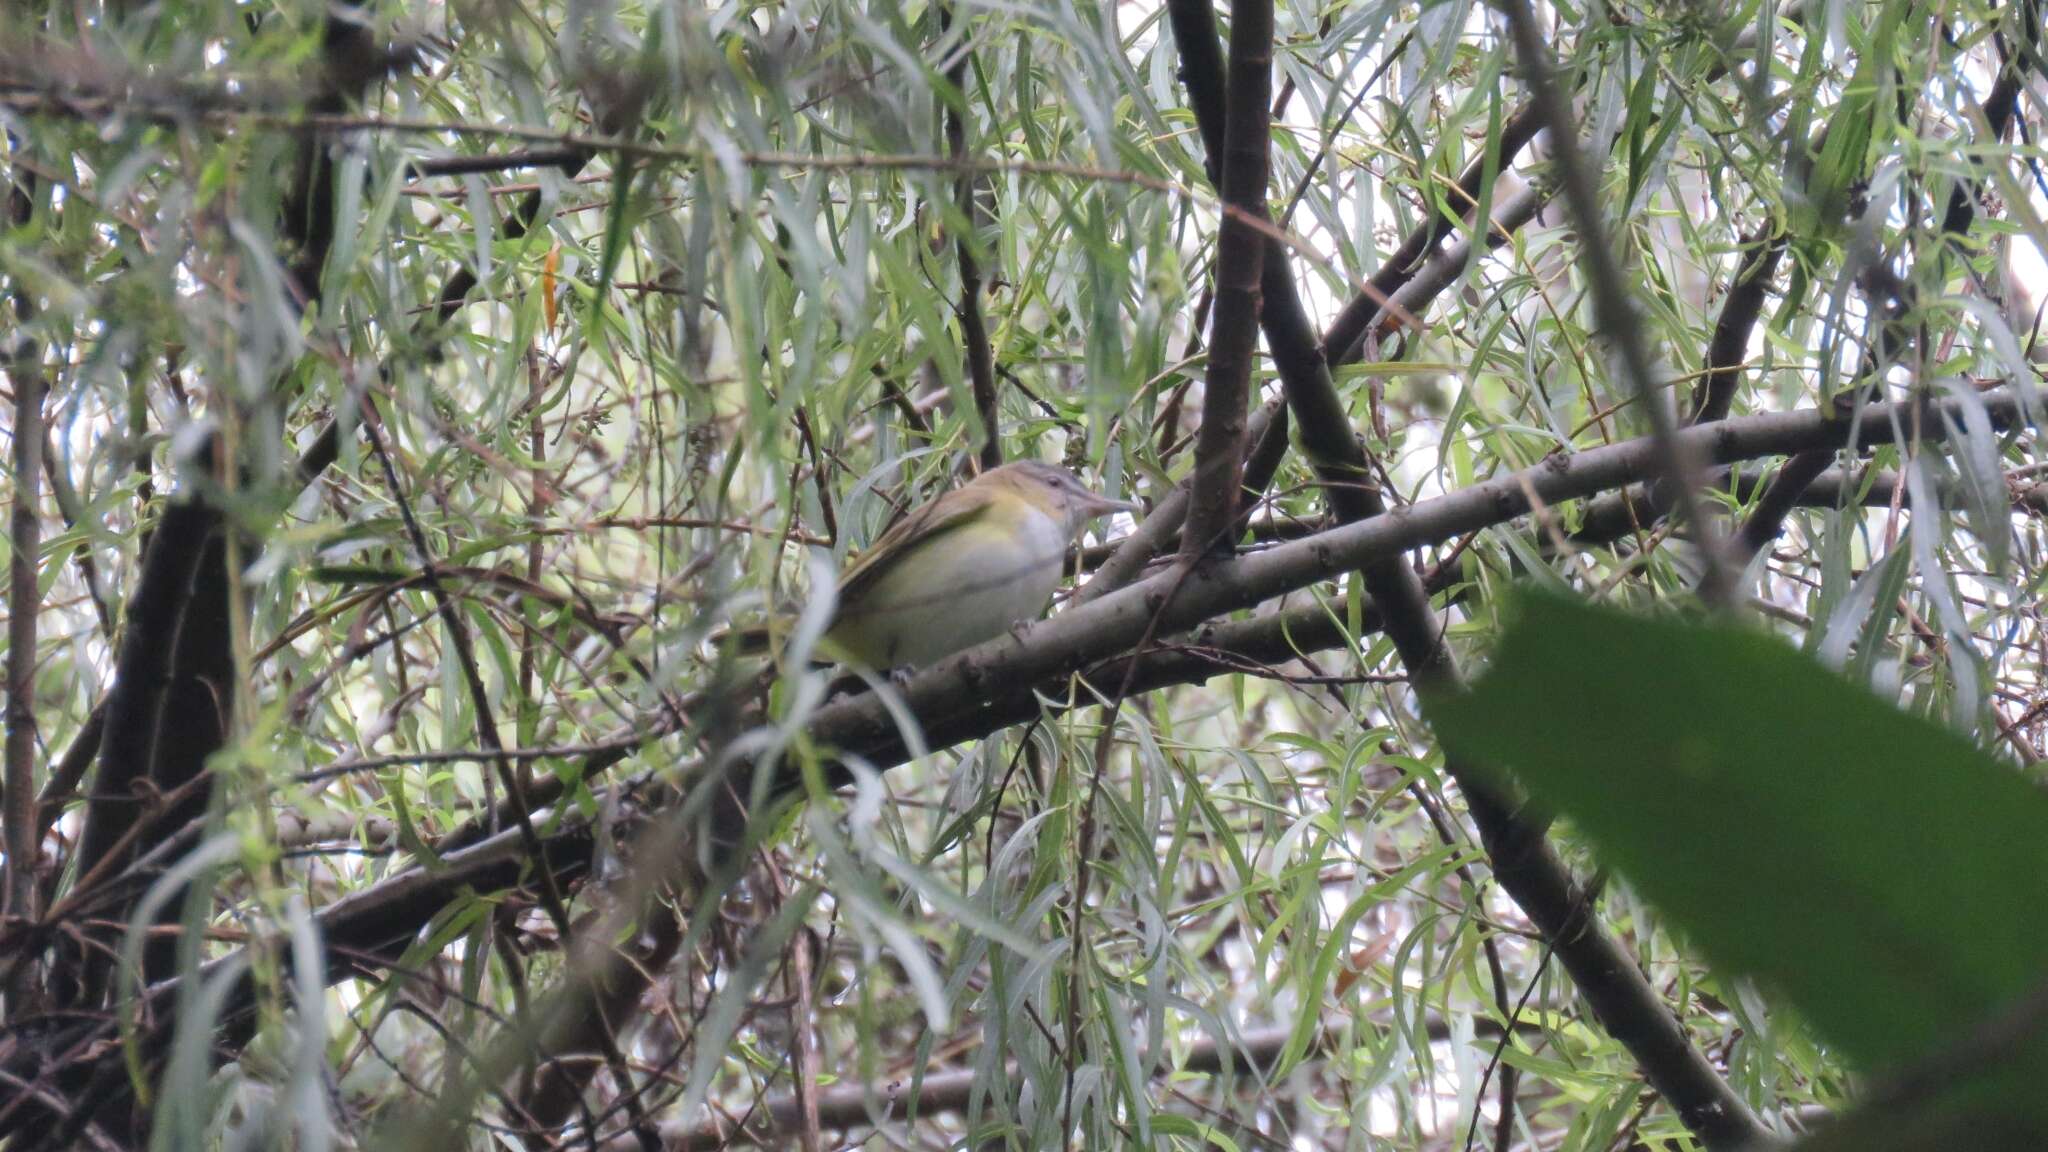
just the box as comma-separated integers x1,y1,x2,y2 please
834,484,996,608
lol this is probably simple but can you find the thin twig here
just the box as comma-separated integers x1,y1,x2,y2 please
358,400,577,942
939,3,1002,471
1496,0,1737,608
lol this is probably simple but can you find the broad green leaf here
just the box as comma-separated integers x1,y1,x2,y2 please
1430,593,2048,1102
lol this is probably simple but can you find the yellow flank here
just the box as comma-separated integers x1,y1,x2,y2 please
815,461,1136,671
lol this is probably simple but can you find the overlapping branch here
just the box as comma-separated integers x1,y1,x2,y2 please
1178,0,1272,558
1725,16,2027,564
1165,0,1765,1139
6,6,2037,1144
13,386,2022,1148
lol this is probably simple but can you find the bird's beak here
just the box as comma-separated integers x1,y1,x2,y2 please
1083,493,1142,517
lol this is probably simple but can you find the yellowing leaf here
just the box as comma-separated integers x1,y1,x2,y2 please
541,244,560,331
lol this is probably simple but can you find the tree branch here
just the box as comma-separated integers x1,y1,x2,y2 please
4,163,43,969
1320,100,1547,364
1077,400,1283,604
58,7,403,1014
61,499,223,1006
664,1018,1534,1150
1690,227,1787,425
1178,0,1271,560
791,390,2030,777
1497,0,1736,608
18,391,2027,1143
1727,26,2025,561
939,3,1002,471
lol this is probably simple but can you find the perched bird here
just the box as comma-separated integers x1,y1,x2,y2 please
782,460,1136,671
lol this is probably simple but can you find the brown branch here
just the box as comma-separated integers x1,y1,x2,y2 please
1574,461,2048,549
1076,400,1282,605
939,4,1002,471
787,926,823,1152
1939,28,2028,245
1320,100,1547,364
1320,1,1777,371
60,499,225,1006
281,10,406,298
1734,448,1839,560
1129,110,1549,594
5,20,619,1125
663,1018,1535,1150
1377,182,1551,350
405,147,589,179
369,364,667,1146
0,1068,124,1152
35,16,589,1007
1172,0,1767,1137
1177,0,1271,561
767,392,2032,787
1231,396,1292,540
1690,227,1787,425
4,163,43,965
55,9,414,1013
13,392,2027,1145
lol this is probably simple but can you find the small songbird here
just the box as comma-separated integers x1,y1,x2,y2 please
805,460,1137,670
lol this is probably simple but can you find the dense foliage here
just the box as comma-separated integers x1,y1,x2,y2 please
1,0,2044,1148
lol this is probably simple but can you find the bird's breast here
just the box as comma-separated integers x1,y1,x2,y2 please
826,505,1068,669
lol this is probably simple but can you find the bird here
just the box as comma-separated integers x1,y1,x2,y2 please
756,460,1137,671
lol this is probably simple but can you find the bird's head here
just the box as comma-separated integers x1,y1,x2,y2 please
978,460,1139,535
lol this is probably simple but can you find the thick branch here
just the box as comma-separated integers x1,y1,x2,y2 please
1178,0,1272,559
1077,400,1282,604
775,396,2018,1152
797,391,2029,773
1178,3,1855,1136
58,10,401,1014
1231,395,1292,539
1377,183,1549,345
4,167,43,944
281,9,398,299
21,392,2026,1144
1734,447,1838,559
405,147,588,179
1938,33,2026,244
63,500,222,1005
1099,67,1544,600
